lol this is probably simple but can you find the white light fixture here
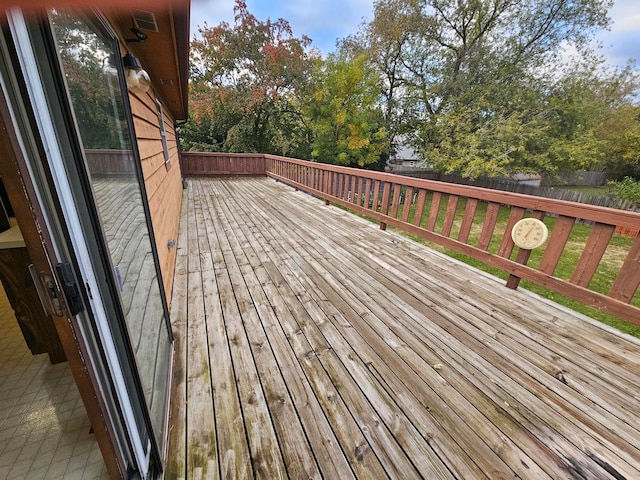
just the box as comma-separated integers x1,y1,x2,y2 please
122,52,151,94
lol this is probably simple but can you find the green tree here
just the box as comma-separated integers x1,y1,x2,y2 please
595,99,640,180
305,52,388,168
608,177,640,202
596,104,640,178
529,59,640,178
346,0,418,158
359,0,616,177
184,0,316,156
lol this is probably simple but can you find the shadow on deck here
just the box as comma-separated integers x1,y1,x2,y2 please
167,176,640,479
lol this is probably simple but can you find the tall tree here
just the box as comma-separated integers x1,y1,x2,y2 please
305,51,388,168
184,0,316,156
349,0,418,156
53,11,127,149
360,0,617,177
596,103,640,178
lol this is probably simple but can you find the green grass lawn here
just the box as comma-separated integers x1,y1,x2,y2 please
561,185,612,197
348,189,640,338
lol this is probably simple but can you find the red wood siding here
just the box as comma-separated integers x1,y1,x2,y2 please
130,90,183,302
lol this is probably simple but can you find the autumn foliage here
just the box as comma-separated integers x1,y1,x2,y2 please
184,0,640,178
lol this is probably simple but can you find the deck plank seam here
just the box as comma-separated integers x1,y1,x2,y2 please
239,180,553,479
210,178,396,478
204,180,328,479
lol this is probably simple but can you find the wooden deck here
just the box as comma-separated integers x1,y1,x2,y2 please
167,176,640,480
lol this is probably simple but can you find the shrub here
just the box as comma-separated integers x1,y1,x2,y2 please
608,177,640,204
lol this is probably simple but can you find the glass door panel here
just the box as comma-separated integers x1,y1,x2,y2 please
48,11,172,457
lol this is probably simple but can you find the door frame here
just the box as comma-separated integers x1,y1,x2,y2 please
0,8,175,478
0,42,128,480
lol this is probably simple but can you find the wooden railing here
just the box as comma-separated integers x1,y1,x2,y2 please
182,152,267,176
182,152,640,326
86,149,136,175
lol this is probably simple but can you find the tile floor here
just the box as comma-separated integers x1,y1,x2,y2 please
0,286,108,480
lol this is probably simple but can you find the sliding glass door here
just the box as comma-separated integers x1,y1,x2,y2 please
4,8,173,476
47,10,173,457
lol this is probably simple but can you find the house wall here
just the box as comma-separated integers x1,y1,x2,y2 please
129,90,183,302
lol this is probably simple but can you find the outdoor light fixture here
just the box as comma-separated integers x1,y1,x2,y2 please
125,27,148,43
122,52,151,94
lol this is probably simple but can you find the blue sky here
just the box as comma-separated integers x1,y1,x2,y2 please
190,0,639,68
190,0,373,54
596,0,640,67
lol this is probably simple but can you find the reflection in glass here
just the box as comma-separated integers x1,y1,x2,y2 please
49,11,171,455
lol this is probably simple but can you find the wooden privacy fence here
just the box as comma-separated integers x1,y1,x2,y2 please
182,152,640,326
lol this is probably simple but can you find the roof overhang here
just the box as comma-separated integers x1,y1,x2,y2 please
4,2,190,121
106,0,190,120
10,1,191,120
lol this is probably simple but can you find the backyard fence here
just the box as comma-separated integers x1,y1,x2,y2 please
182,152,266,176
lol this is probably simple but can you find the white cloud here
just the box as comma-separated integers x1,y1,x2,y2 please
190,0,234,33
607,0,640,33
595,0,639,67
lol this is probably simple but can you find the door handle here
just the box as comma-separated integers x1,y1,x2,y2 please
55,262,85,316
40,273,64,317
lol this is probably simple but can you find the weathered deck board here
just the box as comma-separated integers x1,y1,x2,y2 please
165,179,188,480
208,182,433,480
185,180,218,480
168,177,640,480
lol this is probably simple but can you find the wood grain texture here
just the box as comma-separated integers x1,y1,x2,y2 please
412,189,427,228
0,248,50,356
166,182,189,480
609,233,640,303
426,191,442,232
371,180,381,213
167,177,640,480
571,223,616,287
271,171,640,322
497,207,525,258
266,155,640,229
0,140,65,364
441,194,459,237
506,211,546,290
539,215,576,275
457,197,478,243
478,202,500,251
131,93,182,301
390,183,402,219
272,161,640,323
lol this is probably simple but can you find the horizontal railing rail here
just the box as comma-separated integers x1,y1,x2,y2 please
182,152,640,326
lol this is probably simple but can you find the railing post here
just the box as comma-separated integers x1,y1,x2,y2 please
379,182,392,230
505,248,533,290
506,211,545,289
324,171,330,205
